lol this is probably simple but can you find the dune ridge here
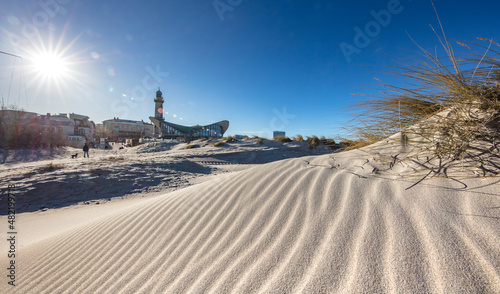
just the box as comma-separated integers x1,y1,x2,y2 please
3,152,500,293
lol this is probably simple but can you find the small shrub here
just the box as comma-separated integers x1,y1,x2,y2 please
184,144,198,149
293,135,304,142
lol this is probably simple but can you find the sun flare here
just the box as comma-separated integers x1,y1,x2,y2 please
32,52,67,78
23,32,88,101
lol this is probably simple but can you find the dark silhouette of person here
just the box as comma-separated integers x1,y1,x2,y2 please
83,143,89,158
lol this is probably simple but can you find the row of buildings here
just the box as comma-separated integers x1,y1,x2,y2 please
0,110,96,148
1,89,229,148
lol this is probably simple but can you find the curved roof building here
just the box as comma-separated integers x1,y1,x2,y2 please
149,89,229,138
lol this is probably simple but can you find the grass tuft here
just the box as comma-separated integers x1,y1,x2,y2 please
319,137,337,149
293,135,304,142
306,136,320,149
253,136,265,145
212,141,226,147
273,136,292,143
223,136,237,143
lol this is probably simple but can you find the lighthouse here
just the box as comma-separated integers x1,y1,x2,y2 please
149,89,229,138
154,88,164,120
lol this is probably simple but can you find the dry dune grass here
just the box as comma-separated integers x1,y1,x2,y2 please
349,18,499,176
273,135,292,142
183,144,198,149
211,141,226,147
307,135,320,149
293,134,304,142
252,136,265,145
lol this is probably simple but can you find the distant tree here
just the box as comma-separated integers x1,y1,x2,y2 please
0,105,65,149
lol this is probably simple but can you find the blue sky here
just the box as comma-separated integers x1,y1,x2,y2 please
1,0,499,138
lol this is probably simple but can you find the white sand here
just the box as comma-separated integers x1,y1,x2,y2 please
0,138,329,213
1,137,499,293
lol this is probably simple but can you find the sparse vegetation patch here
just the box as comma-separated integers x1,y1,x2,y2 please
293,135,304,142
307,136,320,149
253,136,264,145
274,136,292,143
38,162,66,172
212,141,226,147
224,136,237,143
184,144,198,149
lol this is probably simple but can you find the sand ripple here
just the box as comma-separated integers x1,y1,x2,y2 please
5,155,500,293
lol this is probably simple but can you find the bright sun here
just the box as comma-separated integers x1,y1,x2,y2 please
24,33,85,96
32,53,67,78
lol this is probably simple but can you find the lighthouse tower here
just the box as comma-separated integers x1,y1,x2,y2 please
154,88,164,120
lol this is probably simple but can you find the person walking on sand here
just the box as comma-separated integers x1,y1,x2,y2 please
83,143,89,158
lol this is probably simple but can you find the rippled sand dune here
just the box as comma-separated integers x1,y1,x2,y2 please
4,149,500,293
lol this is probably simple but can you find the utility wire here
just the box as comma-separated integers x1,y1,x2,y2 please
7,58,17,106
1,50,26,109
0,50,22,59
21,58,28,110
